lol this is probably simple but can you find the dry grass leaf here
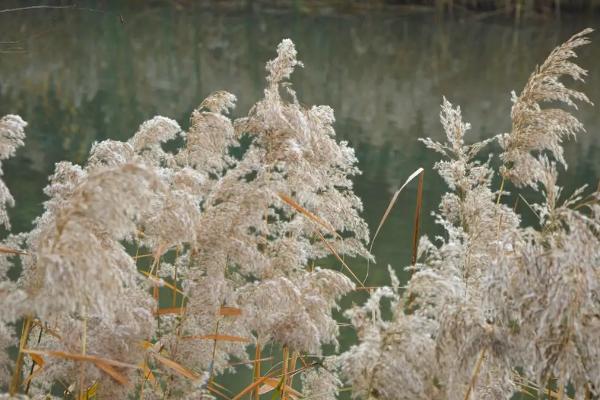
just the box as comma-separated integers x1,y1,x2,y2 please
257,377,302,398
232,374,275,400
370,167,424,252
152,352,201,381
181,334,250,343
154,306,241,317
207,383,232,400
154,306,185,316
29,353,44,366
94,361,129,385
81,382,98,400
22,353,45,387
0,245,26,255
22,349,134,385
278,193,340,238
219,306,242,316
139,360,160,388
22,348,139,369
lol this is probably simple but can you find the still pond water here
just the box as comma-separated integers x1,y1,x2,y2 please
1,5,600,363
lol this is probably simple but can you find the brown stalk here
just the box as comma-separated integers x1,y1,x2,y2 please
367,167,424,283
287,351,299,395
370,167,425,252
9,315,33,394
281,346,289,400
253,343,261,400
584,384,592,400
208,319,221,383
78,314,88,399
411,170,425,265
557,379,565,400
24,324,44,393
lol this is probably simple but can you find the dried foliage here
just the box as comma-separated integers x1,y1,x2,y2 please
338,29,599,400
0,39,368,398
0,29,599,400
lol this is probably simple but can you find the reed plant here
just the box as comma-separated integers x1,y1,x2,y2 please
0,29,598,400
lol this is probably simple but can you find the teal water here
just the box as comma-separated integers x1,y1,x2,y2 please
1,4,600,395
2,6,599,281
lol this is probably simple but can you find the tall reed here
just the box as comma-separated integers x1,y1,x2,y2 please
338,28,598,400
0,28,598,400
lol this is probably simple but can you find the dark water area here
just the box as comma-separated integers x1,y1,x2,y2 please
1,2,600,325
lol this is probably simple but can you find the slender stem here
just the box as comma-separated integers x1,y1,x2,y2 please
496,176,507,238
557,379,565,400
253,343,261,400
281,346,289,400
287,351,298,394
411,170,425,266
496,176,506,207
171,246,181,308
208,320,221,384
10,315,33,394
584,384,592,400
463,348,487,400
79,313,88,398
24,325,43,394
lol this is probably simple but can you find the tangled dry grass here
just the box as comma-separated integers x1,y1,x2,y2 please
0,29,598,400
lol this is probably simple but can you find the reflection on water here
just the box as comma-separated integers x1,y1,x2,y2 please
1,6,600,286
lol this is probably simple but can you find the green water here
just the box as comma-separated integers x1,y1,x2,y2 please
2,6,600,281
1,4,600,394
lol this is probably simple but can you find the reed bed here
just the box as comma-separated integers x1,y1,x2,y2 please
0,28,598,400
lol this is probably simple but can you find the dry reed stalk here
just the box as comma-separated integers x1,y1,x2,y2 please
9,315,33,394
208,319,221,383
370,167,425,251
78,314,88,399
281,346,289,399
180,334,250,343
557,379,565,400
253,343,261,400
367,167,424,282
172,246,180,307
411,169,425,265
463,348,487,400
24,326,44,394
288,351,299,394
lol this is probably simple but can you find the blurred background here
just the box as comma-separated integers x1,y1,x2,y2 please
0,0,599,292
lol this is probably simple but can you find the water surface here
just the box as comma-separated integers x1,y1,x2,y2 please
1,5,599,308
